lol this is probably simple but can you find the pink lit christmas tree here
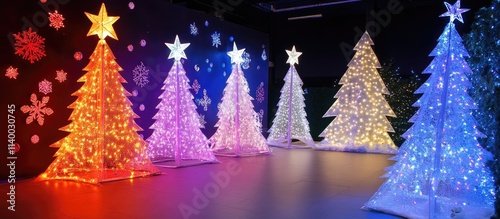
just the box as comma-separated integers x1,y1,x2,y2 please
37,4,159,184
316,31,397,154
364,1,495,218
267,46,314,148
209,42,271,156
146,35,218,167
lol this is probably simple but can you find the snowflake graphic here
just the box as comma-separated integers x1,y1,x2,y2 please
211,31,221,48
256,82,265,103
198,113,206,129
13,28,46,63
20,93,54,126
5,66,19,79
196,89,211,111
242,51,251,70
55,70,67,83
261,49,267,61
192,79,201,94
190,22,198,36
48,10,65,30
38,79,52,95
132,62,149,87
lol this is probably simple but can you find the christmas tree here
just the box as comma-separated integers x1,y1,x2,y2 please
146,35,218,167
364,1,496,218
37,3,159,184
465,1,500,214
316,31,397,154
267,46,314,148
209,42,271,156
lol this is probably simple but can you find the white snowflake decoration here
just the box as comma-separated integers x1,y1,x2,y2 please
253,109,264,133
5,66,19,79
196,89,211,111
192,79,201,94
55,70,67,83
211,31,221,48
20,93,54,126
190,22,199,36
198,113,206,129
261,49,267,61
132,62,149,87
38,79,52,95
242,51,251,69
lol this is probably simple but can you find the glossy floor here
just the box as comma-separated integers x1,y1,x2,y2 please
1,147,404,219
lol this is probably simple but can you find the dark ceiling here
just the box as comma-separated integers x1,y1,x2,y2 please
167,0,490,33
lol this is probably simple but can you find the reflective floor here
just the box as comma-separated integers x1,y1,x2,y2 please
1,147,404,219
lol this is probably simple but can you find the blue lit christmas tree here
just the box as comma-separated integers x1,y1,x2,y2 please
364,1,496,218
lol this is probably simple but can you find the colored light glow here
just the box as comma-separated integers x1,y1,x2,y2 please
146,35,217,166
268,46,314,148
37,3,159,184
317,31,397,154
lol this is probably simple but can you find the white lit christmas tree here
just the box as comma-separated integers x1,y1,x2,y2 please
316,31,397,154
267,46,314,148
146,35,218,167
364,1,496,218
37,4,159,184
209,42,271,156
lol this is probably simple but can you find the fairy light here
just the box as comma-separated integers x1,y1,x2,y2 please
37,3,159,184
209,42,271,156
364,1,496,218
267,46,314,148
317,31,397,154
146,35,218,167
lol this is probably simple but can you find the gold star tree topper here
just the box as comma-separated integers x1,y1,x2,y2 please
227,42,245,65
85,3,120,40
286,45,302,66
165,35,190,61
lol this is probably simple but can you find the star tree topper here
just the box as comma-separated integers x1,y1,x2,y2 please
227,42,245,65
286,45,302,66
165,35,190,61
439,0,469,23
85,3,120,40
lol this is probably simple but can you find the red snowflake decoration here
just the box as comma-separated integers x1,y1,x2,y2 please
13,28,46,63
49,10,65,30
55,70,67,83
39,79,52,95
21,93,54,126
5,66,19,79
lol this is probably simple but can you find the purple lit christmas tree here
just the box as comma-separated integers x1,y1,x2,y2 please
146,35,218,167
364,1,496,218
209,42,271,156
267,46,314,148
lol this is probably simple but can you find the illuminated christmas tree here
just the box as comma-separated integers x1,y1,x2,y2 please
267,46,314,148
316,31,397,154
465,1,500,214
146,35,218,167
209,42,271,156
37,3,159,184
364,1,496,218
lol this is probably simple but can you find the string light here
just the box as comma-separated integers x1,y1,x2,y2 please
317,31,397,154
37,3,159,184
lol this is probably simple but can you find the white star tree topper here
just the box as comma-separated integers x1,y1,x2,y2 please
286,45,302,66
439,0,469,23
227,42,245,65
165,35,190,60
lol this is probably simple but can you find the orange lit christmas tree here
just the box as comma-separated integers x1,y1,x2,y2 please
38,3,160,184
